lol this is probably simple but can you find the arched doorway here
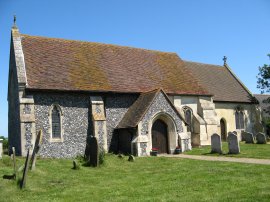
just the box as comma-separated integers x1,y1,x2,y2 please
151,119,169,153
220,118,226,141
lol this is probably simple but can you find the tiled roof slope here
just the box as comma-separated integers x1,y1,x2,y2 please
117,90,158,129
185,61,253,103
20,34,209,95
117,89,185,129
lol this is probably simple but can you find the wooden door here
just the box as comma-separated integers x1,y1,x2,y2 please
152,119,168,153
220,119,226,141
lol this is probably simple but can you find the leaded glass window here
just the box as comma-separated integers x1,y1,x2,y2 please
52,106,61,138
184,108,192,132
235,110,244,129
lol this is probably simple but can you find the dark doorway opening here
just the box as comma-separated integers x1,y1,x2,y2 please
220,119,226,141
151,119,169,154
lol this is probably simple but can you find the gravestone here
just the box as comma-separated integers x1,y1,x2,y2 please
211,133,222,154
228,132,240,154
12,147,17,177
30,130,43,170
256,132,267,144
0,139,3,159
128,155,135,162
89,136,99,167
244,132,255,144
20,149,31,189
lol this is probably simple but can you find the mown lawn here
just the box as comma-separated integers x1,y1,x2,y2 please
185,142,270,159
0,154,270,202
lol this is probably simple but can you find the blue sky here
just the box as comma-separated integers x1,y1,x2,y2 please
0,0,269,137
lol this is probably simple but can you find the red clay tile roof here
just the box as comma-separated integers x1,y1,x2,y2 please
20,34,209,95
185,61,254,103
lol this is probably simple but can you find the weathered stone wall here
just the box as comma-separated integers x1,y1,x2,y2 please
8,42,21,155
105,94,138,152
215,102,256,139
34,93,90,158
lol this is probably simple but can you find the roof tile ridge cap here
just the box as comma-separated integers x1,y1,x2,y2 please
224,63,254,98
183,60,224,68
20,33,176,54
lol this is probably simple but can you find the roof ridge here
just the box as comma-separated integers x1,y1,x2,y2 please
21,33,177,55
184,60,224,68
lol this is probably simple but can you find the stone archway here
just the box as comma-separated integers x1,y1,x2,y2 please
149,112,178,154
151,119,168,154
220,118,227,141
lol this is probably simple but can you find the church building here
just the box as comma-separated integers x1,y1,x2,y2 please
8,24,262,158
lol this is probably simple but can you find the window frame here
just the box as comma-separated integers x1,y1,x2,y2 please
48,104,64,142
235,107,245,130
182,106,193,132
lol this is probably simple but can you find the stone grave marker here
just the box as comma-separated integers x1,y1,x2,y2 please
12,147,17,177
256,132,267,144
128,155,135,162
228,132,240,154
244,132,255,144
30,130,43,170
20,149,31,189
89,136,99,167
211,133,222,154
0,139,3,159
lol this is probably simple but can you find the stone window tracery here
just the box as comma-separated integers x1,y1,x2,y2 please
235,106,244,129
49,104,63,141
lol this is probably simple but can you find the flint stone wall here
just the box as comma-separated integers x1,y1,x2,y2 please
105,94,138,151
34,93,90,158
8,46,21,155
33,93,138,157
141,92,183,136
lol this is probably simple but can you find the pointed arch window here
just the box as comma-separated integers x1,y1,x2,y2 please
52,106,61,138
235,107,244,129
49,104,63,142
183,107,193,132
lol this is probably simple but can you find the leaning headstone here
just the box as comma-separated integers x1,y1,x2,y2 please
256,132,267,144
0,139,3,159
89,136,99,167
30,130,43,170
20,149,31,189
12,147,17,177
228,132,240,154
244,132,255,144
211,133,222,154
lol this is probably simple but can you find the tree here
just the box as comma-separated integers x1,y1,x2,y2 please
257,54,270,93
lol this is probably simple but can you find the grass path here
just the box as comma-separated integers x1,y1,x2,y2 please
185,142,270,159
160,154,270,165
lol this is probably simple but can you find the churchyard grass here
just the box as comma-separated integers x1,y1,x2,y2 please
185,142,270,159
0,154,270,201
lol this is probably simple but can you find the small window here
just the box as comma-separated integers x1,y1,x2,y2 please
235,109,244,130
183,107,193,132
51,105,61,139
